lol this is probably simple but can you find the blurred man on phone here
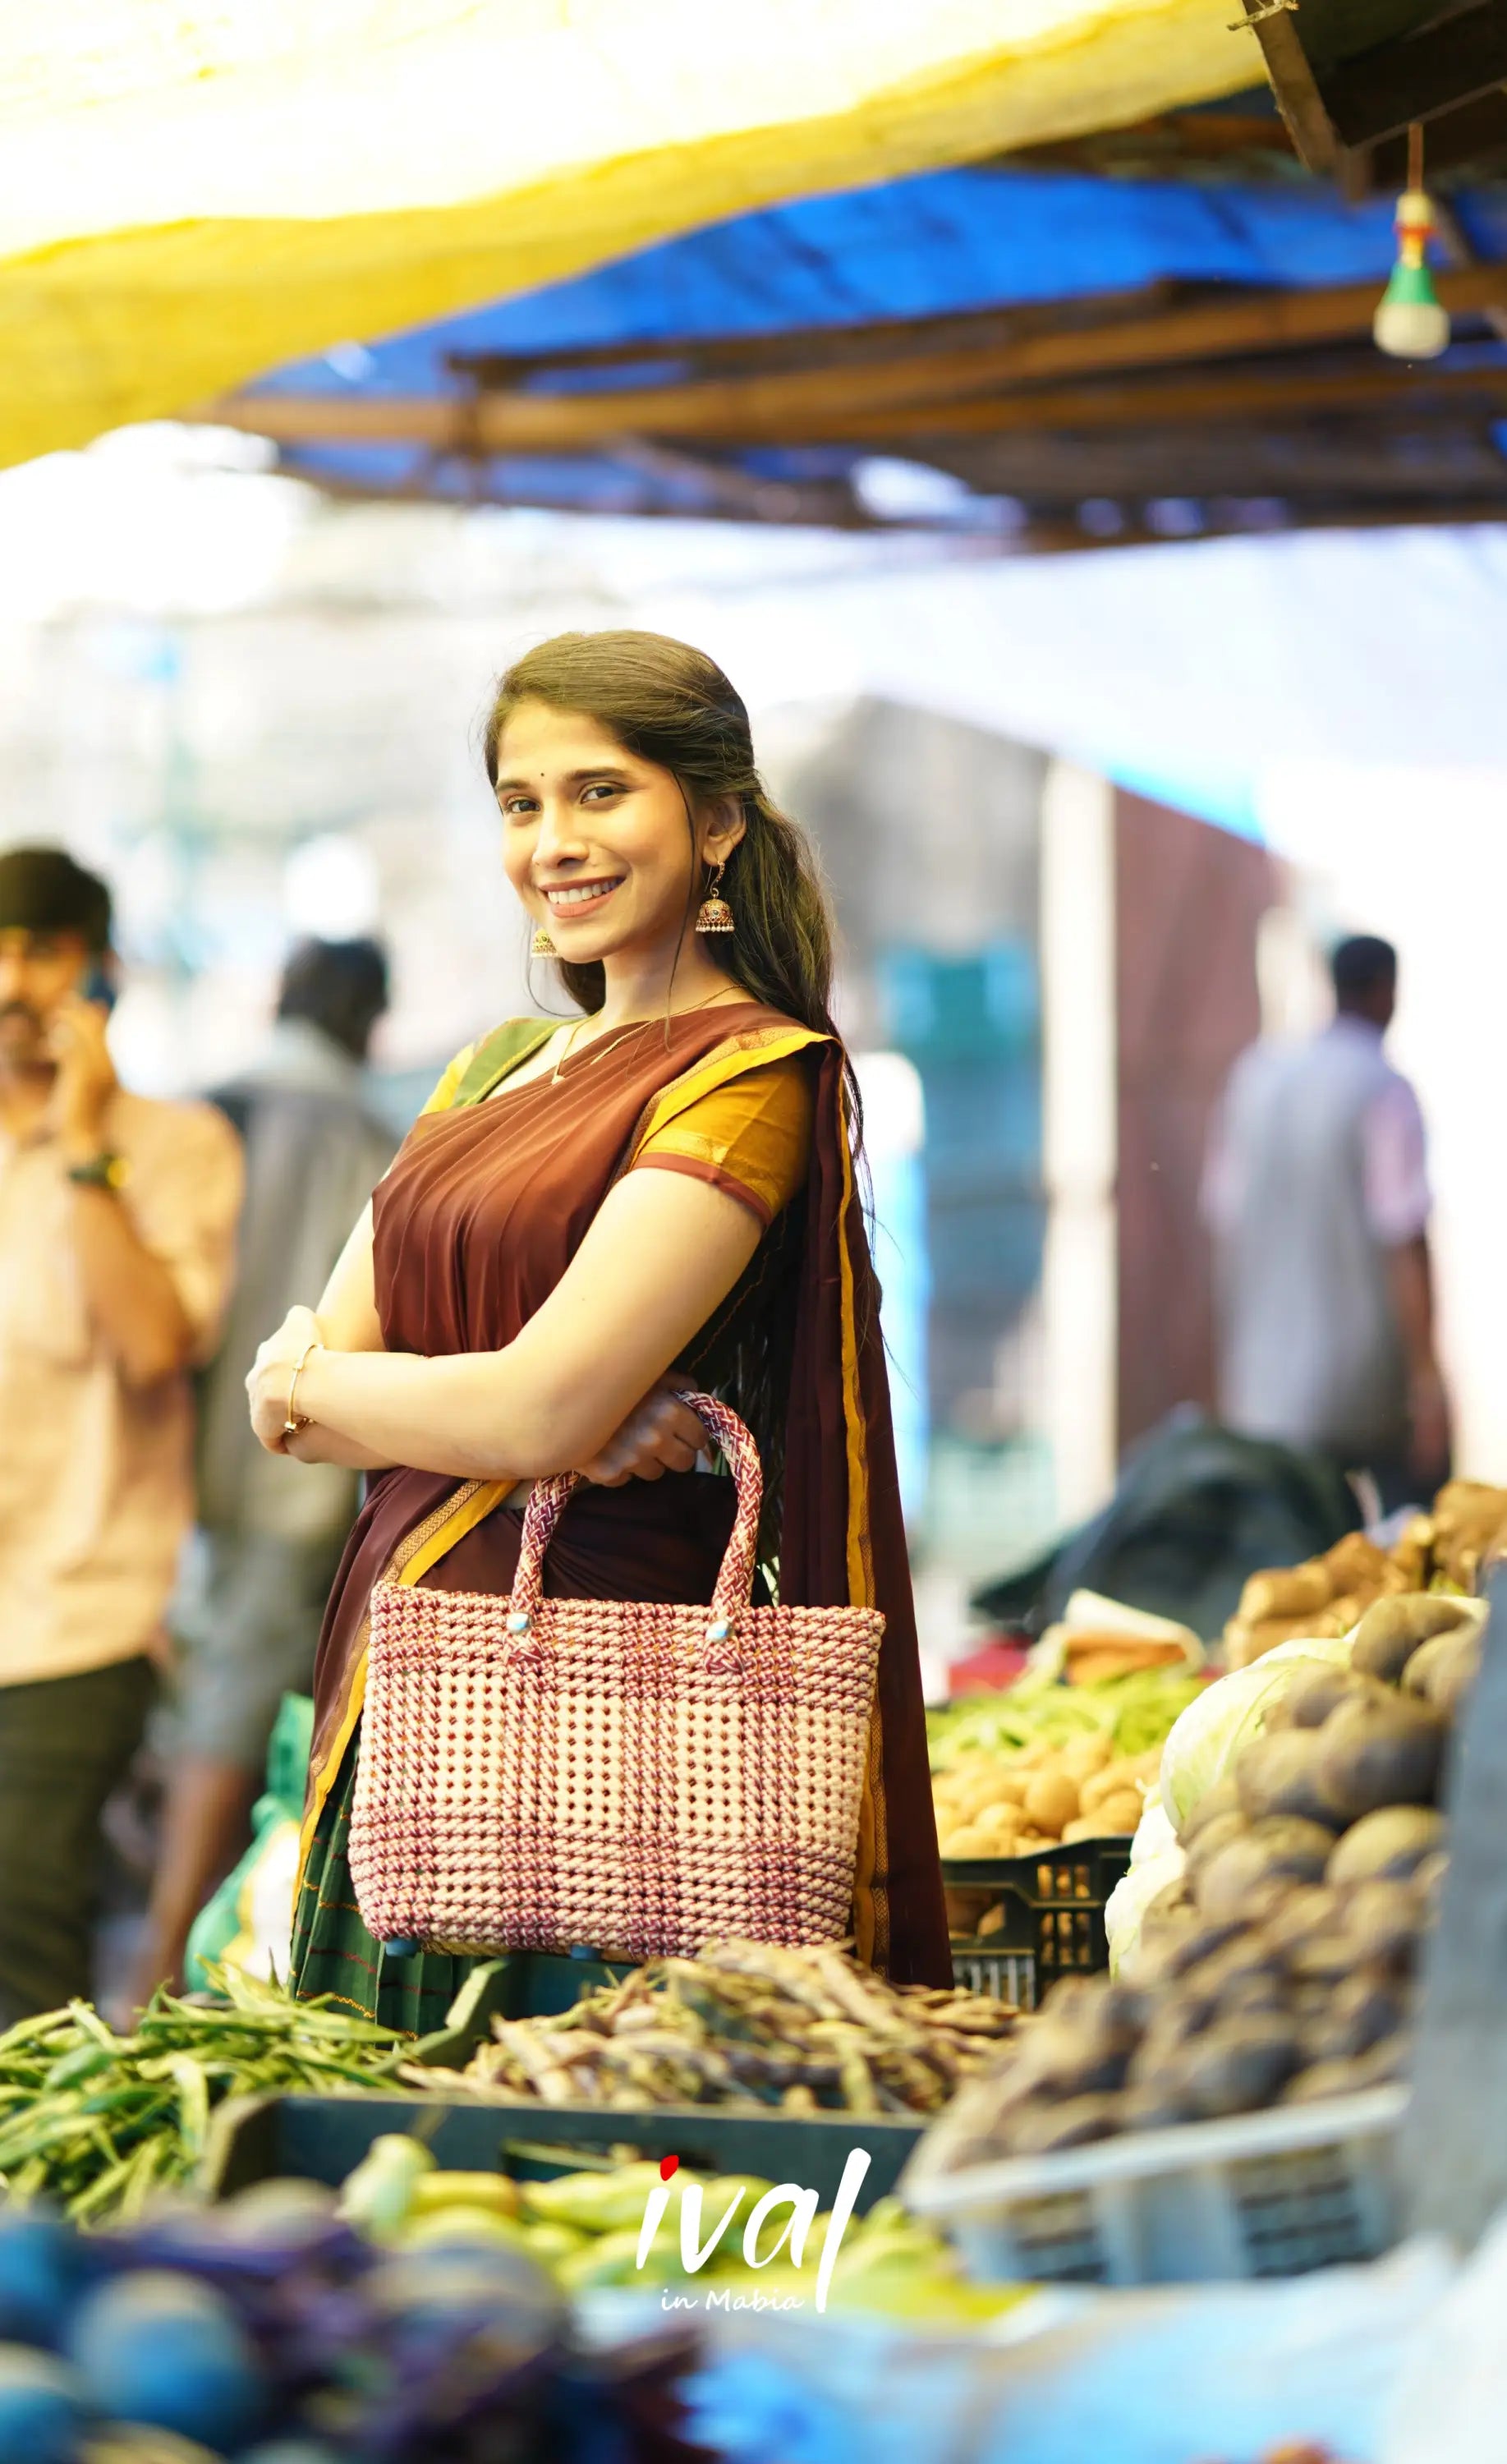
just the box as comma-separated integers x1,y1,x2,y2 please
0,847,241,2020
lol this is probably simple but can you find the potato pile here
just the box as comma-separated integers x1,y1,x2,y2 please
1223,1531,1410,1671
930,1592,1482,2160
934,1734,1161,1860
1431,1479,1507,1591
1223,1476,1506,1671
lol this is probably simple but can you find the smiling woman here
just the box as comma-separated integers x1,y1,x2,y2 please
246,628,949,2024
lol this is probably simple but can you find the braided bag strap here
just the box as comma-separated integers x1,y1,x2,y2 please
508,1391,762,1658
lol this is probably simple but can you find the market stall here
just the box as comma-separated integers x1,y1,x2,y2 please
0,1483,1501,2459
0,0,1259,471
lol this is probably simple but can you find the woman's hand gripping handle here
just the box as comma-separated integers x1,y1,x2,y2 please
572,1373,710,1486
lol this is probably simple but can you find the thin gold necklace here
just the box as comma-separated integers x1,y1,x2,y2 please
549,984,742,1086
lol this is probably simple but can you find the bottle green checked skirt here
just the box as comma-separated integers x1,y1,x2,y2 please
289,1732,475,2035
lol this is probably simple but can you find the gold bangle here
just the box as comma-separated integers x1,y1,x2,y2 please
282,1339,323,1442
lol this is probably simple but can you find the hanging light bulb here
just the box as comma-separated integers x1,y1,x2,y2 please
1374,123,1450,361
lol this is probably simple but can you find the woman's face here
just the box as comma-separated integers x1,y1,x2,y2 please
494,699,740,971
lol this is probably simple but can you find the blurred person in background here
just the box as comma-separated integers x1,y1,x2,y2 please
132,938,394,1997
0,847,241,2023
1204,931,1449,1518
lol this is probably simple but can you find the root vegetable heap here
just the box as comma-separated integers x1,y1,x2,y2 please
935,1591,1482,2161
1224,1478,1506,1671
422,1941,1016,2117
935,1736,1164,1860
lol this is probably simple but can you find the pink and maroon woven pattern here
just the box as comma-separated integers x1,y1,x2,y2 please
348,1391,885,1962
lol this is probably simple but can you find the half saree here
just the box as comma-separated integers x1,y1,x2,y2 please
290,999,950,2025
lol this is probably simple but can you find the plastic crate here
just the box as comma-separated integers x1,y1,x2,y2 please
901,2084,1407,2285
944,1837,1132,2011
411,1950,632,2070
949,1944,1035,2007
201,1953,922,2213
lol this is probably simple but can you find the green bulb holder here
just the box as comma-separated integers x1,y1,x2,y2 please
1374,253,1450,360
1379,260,1443,313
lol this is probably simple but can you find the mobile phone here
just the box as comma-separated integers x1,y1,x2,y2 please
80,961,117,1014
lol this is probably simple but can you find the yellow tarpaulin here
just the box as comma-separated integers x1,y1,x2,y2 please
0,1,1260,471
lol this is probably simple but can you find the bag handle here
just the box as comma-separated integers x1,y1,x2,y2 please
504,1390,763,1657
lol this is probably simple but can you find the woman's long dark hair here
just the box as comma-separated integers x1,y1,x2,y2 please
482,628,861,1551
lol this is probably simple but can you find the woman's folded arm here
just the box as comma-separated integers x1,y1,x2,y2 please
252,1166,763,1481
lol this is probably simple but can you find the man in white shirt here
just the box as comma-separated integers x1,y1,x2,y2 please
1204,934,1448,1516
0,847,241,2020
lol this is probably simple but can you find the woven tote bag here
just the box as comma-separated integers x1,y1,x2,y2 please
348,1393,885,1963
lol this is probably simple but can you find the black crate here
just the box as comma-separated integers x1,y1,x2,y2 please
944,1836,1132,2010
203,1954,921,2212
410,1951,632,2070
203,2091,921,2214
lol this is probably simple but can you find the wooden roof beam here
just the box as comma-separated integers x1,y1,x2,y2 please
856,355,1507,444
208,268,1507,454
210,341,1507,457
260,462,1507,547
604,435,861,525
1024,497,1507,549
454,274,1507,412
1325,0,1507,150
444,283,1167,388
933,423,1507,497
1231,0,1342,173
1000,107,1299,172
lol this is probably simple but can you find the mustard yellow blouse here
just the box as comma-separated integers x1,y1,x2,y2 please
631,1050,813,1227
422,1036,813,1229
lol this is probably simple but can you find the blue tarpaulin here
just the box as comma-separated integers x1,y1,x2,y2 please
260,168,1507,386
251,164,1507,512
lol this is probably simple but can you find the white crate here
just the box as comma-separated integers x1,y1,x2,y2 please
902,2084,1407,2285
950,1945,1036,2008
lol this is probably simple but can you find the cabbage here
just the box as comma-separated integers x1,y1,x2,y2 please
1128,1792,1176,1869
1105,1845,1186,1974
1158,1636,1356,1834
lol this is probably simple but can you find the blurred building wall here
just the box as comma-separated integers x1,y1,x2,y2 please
1041,762,1116,1532
1114,788,1275,1450
778,697,1044,1038
782,697,1046,1450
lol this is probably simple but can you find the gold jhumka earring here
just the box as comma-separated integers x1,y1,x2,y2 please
695,862,734,934
531,926,558,957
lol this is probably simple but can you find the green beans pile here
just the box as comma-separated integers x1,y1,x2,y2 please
0,1965,404,2226
927,1666,1206,1770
